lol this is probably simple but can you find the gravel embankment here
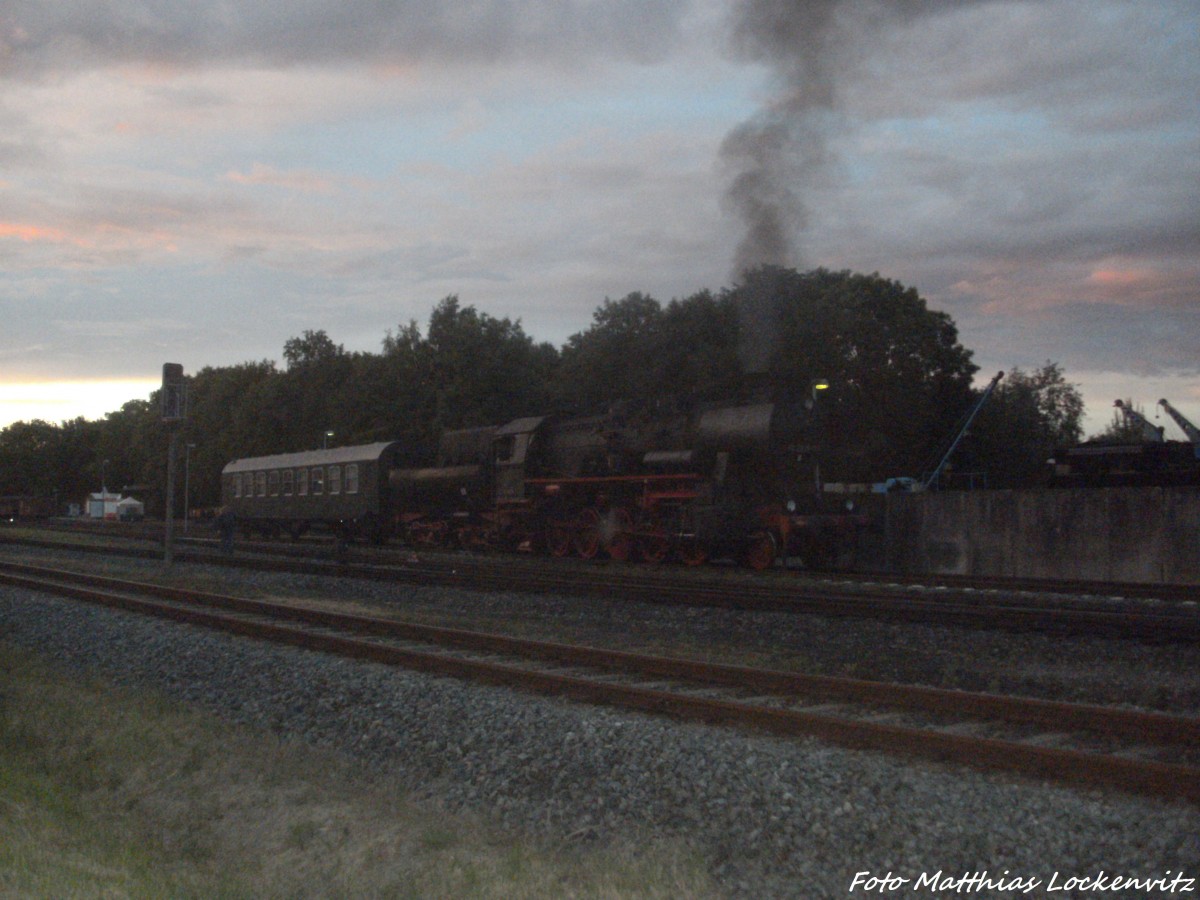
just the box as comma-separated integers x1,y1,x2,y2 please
1,549,1197,897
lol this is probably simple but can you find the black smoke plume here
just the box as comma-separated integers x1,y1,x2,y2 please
722,0,982,371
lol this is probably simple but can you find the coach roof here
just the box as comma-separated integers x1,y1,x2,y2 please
222,441,401,475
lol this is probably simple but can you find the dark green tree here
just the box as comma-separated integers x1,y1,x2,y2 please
727,267,978,481
0,279,1095,511
374,320,439,452
966,363,1085,487
92,398,172,515
0,420,68,498
283,329,345,370
0,415,124,511
185,361,279,507
421,296,558,431
53,417,105,504
556,292,664,408
555,290,743,410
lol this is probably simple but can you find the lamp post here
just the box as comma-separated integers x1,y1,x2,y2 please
161,362,187,566
323,430,334,449
99,459,110,522
810,378,829,405
809,379,829,494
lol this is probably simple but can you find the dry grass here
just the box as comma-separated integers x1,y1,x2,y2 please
0,643,718,898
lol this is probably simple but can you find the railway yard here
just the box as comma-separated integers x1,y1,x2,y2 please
1,524,1198,896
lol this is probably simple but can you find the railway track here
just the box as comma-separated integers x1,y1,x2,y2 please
31,519,1200,603
4,530,1198,643
2,559,1198,804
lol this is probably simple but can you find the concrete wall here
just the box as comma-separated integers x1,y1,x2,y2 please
882,486,1200,584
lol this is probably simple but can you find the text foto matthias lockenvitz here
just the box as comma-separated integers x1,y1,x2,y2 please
849,870,1194,894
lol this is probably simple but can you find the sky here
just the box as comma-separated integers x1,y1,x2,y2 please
1,0,1197,438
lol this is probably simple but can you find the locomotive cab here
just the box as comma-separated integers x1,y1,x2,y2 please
493,417,545,504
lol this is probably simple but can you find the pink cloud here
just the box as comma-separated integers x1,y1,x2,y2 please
0,221,70,243
224,163,335,194
1087,268,1148,288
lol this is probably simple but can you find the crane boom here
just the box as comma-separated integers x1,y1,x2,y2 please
921,371,1004,489
1158,398,1200,443
1113,399,1165,443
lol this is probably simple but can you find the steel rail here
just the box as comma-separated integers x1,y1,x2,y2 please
22,521,1200,603
2,560,1198,804
4,532,1198,642
1,559,1196,747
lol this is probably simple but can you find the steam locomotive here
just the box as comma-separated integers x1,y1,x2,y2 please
221,395,868,569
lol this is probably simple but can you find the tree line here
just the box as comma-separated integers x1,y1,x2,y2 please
0,267,1086,516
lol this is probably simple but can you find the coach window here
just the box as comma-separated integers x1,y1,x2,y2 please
268,471,280,496
311,467,324,495
328,465,341,495
255,472,267,497
345,464,360,494
233,475,242,499
298,468,309,496
282,469,294,496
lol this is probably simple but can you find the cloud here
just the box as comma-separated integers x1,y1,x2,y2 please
0,221,72,243
54,316,192,338
0,0,1196,432
1,0,691,79
716,0,997,274
711,0,1199,387
0,379,160,427
718,0,1199,276
224,163,336,193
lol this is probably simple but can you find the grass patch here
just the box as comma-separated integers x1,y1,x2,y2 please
0,642,717,898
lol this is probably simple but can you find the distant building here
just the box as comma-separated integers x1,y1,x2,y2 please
87,492,122,520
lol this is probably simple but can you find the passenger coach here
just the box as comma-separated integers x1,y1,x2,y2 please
221,442,402,542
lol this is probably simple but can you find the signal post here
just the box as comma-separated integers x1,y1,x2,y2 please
161,363,188,565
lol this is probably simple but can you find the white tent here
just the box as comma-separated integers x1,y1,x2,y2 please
116,497,144,522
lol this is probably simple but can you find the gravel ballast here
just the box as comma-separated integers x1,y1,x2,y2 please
1,554,1197,897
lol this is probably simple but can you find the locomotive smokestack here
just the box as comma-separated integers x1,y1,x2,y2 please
734,289,779,377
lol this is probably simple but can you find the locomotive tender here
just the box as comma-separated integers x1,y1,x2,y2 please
222,397,867,569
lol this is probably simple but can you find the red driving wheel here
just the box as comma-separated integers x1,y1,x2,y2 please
546,520,573,557
573,507,602,559
744,530,777,571
605,508,635,561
